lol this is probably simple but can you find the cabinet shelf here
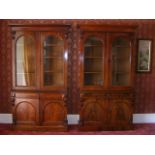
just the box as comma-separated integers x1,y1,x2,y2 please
16,72,35,74
84,45,103,47
44,71,63,73
44,44,63,47
113,45,130,48
112,57,130,61
44,57,63,59
85,57,102,59
113,71,129,74
84,72,102,74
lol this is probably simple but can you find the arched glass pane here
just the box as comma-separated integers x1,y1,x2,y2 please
16,35,36,86
112,38,131,86
43,35,64,86
84,36,103,86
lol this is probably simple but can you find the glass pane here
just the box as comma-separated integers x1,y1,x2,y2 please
43,35,64,86
16,35,36,86
84,73,103,85
84,37,103,86
112,38,131,86
84,59,102,72
44,72,63,85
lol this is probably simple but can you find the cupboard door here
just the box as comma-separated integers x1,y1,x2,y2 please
79,94,108,131
107,95,133,130
13,97,39,126
41,33,68,90
40,93,67,130
14,32,37,89
110,36,132,86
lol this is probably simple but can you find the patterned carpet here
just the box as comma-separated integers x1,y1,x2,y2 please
0,124,155,135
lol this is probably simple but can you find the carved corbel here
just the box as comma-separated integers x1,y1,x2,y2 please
11,31,16,40
10,92,15,106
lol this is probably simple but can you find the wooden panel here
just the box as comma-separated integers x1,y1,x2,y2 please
13,98,39,126
79,25,137,33
79,94,108,131
79,91,133,131
42,102,67,125
104,92,133,130
107,99,133,130
40,93,67,130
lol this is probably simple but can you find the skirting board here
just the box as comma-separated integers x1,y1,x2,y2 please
0,114,155,124
67,114,155,124
0,114,13,124
67,114,80,125
133,114,155,124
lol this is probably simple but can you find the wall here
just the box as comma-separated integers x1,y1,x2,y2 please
0,20,12,113
0,19,155,114
135,23,155,113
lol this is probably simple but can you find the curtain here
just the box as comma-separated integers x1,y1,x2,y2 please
23,35,35,86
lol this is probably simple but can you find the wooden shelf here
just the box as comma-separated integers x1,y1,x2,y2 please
84,72,102,74
44,44,63,47
113,71,129,74
112,58,130,62
16,72,35,74
85,57,102,59
44,71,63,73
44,57,63,59
84,45,103,47
113,45,130,48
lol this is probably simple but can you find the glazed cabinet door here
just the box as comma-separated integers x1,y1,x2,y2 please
12,31,39,90
40,32,68,90
80,34,106,90
109,33,133,88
